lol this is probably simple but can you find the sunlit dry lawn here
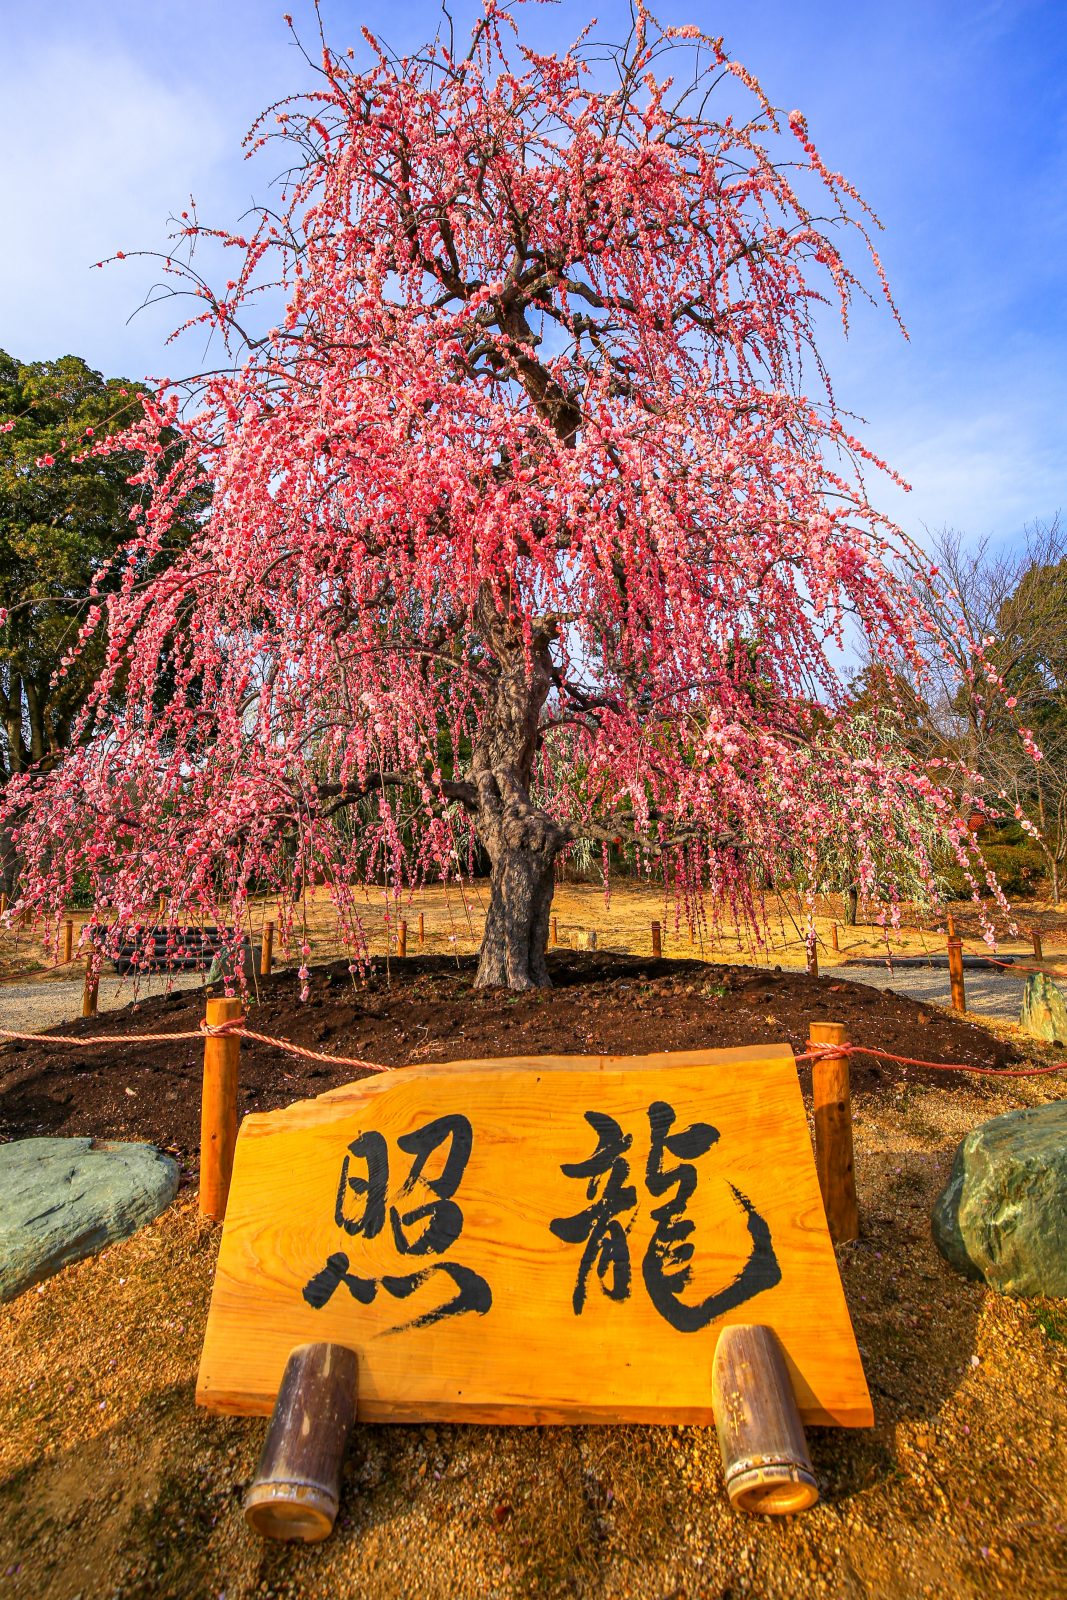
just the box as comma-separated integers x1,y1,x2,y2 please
4,880,1065,988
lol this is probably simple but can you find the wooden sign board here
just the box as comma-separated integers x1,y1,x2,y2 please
197,1046,872,1428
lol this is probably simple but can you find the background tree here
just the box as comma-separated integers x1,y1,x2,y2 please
0,351,202,897
903,521,1067,901
5,2,998,988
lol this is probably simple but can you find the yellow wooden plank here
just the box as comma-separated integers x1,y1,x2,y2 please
197,1047,872,1428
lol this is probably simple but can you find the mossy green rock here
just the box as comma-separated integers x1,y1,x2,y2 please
0,1137,179,1302
1019,972,1067,1044
932,1100,1067,1297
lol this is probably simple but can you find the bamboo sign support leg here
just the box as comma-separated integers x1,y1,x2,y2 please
947,936,966,1013
651,920,662,958
261,921,274,977
712,1325,818,1515
808,1022,859,1243
200,998,243,1221
244,1343,359,1542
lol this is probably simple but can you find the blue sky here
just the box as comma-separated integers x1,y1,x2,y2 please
2,0,1065,549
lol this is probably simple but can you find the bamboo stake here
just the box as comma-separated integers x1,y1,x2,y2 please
82,956,99,1018
397,919,407,957
551,915,558,947
244,1342,359,1542
159,893,167,918
1032,927,1044,962
947,935,966,1013
200,997,243,1221
651,920,662,958
830,924,839,952
418,912,425,945
261,920,275,977
808,1021,859,1243
62,918,74,965
712,1325,818,1515
0,891,7,918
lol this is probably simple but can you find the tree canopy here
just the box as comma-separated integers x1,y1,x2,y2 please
2,2,1005,986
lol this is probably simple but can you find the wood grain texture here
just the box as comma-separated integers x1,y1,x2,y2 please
196,1046,872,1428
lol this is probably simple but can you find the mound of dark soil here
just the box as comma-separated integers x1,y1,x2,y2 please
0,953,1018,1164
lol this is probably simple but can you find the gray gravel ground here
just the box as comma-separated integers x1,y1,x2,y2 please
0,972,206,1036
838,961,1029,1022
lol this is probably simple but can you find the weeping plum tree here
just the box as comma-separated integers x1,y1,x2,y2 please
2,2,996,988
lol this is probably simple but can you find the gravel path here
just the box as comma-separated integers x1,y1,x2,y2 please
841,961,1028,1021
0,973,206,1036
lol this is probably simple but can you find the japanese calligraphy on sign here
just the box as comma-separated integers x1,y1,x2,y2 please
197,1046,872,1429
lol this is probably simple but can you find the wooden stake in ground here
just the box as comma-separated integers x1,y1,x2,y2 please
418,912,425,945
0,891,7,918
261,921,274,977
808,1021,859,1244
62,918,74,965
200,997,243,1221
397,919,407,957
651,919,662,958
550,914,558,947
947,934,966,1013
830,924,839,952
712,1324,818,1514
806,935,818,978
81,955,99,1018
244,1342,359,1542
1032,927,1044,962
159,893,167,918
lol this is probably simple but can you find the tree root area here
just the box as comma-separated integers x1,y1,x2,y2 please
0,952,1026,1163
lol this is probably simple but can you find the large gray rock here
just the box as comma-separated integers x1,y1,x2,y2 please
0,1137,180,1302
1019,972,1067,1044
932,1100,1067,1297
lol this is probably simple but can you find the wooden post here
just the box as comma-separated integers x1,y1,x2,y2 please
0,891,7,918
947,935,966,1013
651,920,662,958
830,924,839,953
244,1342,359,1542
62,918,74,965
397,919,407,957
808,1022,859,1243
200,997,243,1221
946,913,956,937
712,1325,818,1515
1032,927,1044,962
551,915,558,947
418,912,425,946
261,921,274,977
81,956,99,1018
159,893,167,918
806,935,818,979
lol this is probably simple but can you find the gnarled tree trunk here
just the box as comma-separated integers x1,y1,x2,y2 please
468,600,567,989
